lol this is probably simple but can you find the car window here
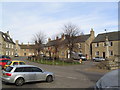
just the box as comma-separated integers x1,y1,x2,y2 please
0,60,10,62
14,67,24,72
32,67,43,72
6,61,12,65
13,62,19,66
23,67,32,72
5,66,13,72
19,62,25,65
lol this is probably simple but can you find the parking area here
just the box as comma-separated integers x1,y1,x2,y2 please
2,57,108,88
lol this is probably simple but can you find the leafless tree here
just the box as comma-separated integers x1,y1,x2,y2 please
32,31,46,57
62,23,83,59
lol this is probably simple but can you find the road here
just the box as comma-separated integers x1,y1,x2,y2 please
2,57,108,88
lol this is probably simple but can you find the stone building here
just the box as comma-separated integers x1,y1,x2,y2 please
15,41,36,56
92,31,120,59
45,29,95,59
0,31,16,56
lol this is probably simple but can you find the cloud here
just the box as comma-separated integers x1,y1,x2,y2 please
1,2,118,43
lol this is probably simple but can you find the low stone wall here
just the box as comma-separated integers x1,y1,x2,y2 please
96,56,120,70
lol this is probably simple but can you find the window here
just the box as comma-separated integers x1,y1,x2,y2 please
23,67,32,72
12,52,14,56
103,42,106,46
109,51,113,56
32,67,43,72
95,43,99,47
95,51,99,56
14,67,24,72
109,42,113,46
6,51,9,55
13,62,19,66
6,61,12,65
5,67,13,72
19,62,25,65
78,43,81,49
12,45,14,48
0,60,10,62
6,43,8,48
3,35,5,39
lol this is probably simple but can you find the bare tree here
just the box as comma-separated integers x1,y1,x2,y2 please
32,31,46,57
62,23,82,59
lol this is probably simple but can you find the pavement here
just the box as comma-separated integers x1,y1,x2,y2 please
2,57,109,88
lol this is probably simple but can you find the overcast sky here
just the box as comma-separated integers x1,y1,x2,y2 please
0,2,118,44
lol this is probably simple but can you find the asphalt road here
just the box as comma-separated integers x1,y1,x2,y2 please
2,57,107,88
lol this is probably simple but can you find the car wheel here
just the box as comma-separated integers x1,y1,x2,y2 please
15,78,24,86
46,75,53,82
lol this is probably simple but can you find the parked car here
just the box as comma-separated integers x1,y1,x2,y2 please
93,57,105,62
0,55,12,69
71,52,87,61
2,65,55,86
78,54,87,61
14,54,19,57
95,69,120,90
0,55,11,60
4,60,26,69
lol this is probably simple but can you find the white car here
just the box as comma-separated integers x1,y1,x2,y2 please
93,57,105,62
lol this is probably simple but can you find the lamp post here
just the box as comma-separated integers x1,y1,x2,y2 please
105,29,109,59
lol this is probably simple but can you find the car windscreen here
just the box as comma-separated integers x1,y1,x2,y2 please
0,60,10,62
5,66,13,72
6,61,12,65
0,56,11,59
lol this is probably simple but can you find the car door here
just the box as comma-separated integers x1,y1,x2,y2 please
23,67,36,82
32,67,46,81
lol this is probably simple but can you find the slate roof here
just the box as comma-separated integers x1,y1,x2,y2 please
19,45,36,49
46,38,62,47
0,31,15,44
46,34,91,47
92,31,120,43
19,44,45,49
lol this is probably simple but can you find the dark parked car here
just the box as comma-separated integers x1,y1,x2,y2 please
93,57,105,62
95,69,120,90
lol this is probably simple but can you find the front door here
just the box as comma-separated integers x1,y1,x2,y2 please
103,52,105,58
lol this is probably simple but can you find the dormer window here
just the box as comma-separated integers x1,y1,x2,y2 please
7,37,10,40
3,35,5,39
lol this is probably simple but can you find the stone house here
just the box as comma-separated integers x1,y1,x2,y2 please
45,29,95,59
92,31,120,59
0,31,16,56
15,40,36,56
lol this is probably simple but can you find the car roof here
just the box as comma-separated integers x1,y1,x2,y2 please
10,65,37,68
11,60,25,62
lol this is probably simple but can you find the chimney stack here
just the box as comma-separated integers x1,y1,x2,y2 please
27,42,29,46
56,36,59,40
48,38,51,42
16,40,19,45
6,31,9,36
90,28,94,36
